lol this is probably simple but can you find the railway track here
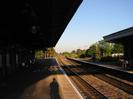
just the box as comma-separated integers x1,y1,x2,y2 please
57,56,133,98
67,59,133,95
58,58,107,99
64,67,107,99
93,73,133,94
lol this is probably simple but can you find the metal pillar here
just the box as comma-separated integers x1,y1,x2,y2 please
1,50,7,78
9,48,16,73
6,52,11,75
0,54,2,80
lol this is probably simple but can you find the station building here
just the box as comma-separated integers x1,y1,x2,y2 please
104,27,133,65
0,0,82,79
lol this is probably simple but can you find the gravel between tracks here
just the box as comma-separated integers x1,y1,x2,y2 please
58,56,133,99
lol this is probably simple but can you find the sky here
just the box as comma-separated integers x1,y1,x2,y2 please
55,0,133,53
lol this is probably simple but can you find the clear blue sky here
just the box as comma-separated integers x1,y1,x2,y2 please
55,0,133,53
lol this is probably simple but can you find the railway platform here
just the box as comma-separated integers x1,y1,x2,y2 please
70,58,133,74
0,58,81,99
88,62,133,74
78,58,133,73
93,62,133,74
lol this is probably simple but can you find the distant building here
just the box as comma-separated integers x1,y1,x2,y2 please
111,53,123,57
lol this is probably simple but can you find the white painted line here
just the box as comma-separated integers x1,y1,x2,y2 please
56,58,84,99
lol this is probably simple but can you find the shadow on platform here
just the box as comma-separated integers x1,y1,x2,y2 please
0,59,56,99
50,78,61,99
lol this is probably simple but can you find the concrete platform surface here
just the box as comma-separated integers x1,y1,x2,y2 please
0,58,81,99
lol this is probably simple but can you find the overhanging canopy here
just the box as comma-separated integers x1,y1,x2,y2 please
0,0,83,49
103,27,133,43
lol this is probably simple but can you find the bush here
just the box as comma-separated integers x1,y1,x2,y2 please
100,56,123,62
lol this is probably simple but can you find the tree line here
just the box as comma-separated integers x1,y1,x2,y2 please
35,47,57,59
62,40,123,61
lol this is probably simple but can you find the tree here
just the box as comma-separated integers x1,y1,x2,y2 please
112,43,123,53
46,48,56,57
85,40,117,60
85,44,97,58
76,49,86,57
98,40,113,57
35,50,43,59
